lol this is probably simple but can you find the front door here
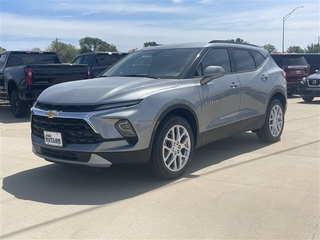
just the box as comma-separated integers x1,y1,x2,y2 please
196,48,241,145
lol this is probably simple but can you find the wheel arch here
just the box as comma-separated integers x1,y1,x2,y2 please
150,104,200,149
269,91,287,114
7,80,18,97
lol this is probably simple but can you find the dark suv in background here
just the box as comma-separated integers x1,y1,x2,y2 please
271,53,310,95
31,40,287,180
302,53,320,74
72,52,128,78
298,70,320,102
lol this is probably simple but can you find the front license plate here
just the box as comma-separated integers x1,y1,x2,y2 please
44,131,63,147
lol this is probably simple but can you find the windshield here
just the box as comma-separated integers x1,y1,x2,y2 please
102,48,201,79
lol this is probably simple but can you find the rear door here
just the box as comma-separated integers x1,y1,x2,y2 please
232,48,272,131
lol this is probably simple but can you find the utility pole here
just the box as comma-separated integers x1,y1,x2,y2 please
282,6,303,53
55,38,60,53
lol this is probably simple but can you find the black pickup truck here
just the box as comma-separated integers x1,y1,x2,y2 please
71,52,128,78
0,51,90,118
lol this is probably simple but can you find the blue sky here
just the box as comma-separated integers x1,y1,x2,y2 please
1,0,319,52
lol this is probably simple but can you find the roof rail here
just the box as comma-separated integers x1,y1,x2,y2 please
208,40,259,47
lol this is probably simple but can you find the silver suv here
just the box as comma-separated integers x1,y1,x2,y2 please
31,40,287,179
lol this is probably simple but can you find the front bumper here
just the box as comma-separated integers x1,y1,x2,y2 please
30,101,157,167
32,139,151,167
297,87,320,97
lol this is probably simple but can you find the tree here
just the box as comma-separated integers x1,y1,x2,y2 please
262,44,277,53
32,47,41,51
0,46,7,52
228,38,249,44
305,43,320,53
79,37,118,53
144,41,158,47
96,42,118,52
46,41,79,63
79,37,103,53
286,46,304,53
128,48,139,53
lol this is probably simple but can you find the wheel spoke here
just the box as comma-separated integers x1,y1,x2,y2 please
162,124,191,172
269,104,283,137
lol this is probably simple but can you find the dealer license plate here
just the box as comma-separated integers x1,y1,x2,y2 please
44,131,63,147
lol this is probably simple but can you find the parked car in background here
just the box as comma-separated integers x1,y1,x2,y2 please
302,53,320,74
271,53,310,95
298,70,320,102
0,51,90,118
72,52,128,78
31,40,287,180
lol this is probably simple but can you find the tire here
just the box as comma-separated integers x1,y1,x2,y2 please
256,99,284,143
302,97,314,102
9,89,29,118
148,115,194,180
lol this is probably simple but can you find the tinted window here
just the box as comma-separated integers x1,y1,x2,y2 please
283,56,307,65
7,53,60,66
233,49,255,71
82,55,94,65
201,48,231,74
0,54,7,68
94,55,124,67
271,55,308,66
72,56,82,64
251,50,266,68
303,54,320,64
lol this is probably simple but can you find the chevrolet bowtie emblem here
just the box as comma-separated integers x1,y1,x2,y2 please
45,111,59,118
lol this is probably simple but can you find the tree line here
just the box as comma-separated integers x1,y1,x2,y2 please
0,37,319,63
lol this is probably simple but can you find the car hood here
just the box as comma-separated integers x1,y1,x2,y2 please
37,76,179,104
307,72,320,79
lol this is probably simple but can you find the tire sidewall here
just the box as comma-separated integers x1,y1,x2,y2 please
9,89,28,118
266,99,284,142
152,116,194,179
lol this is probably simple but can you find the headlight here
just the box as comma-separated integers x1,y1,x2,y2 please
301,77,307,84
94,100,142,111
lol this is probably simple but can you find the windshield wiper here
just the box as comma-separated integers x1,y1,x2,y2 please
117,74,160,79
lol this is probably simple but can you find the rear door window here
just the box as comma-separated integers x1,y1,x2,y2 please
82,55,94,65
233,49,255,72
250,50,266,68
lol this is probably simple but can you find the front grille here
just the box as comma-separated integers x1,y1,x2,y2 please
35,102,102,112
307,79,320,87
38,147,91,162
32,115,105,144
42,147,78,161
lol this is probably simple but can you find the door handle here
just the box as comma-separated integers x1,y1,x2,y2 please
261,75,268,80
230,82,240,88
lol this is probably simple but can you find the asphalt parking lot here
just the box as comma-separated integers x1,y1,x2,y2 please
0,96,319,239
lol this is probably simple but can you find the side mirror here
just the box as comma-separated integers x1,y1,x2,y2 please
200,66,225,85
